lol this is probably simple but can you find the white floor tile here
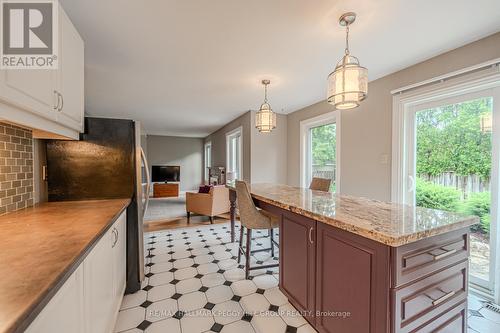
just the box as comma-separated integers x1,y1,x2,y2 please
178,291,207,312
176,277,202,294
279,303,307,327
145,318,181,333
252,274,278,290
197,262,219,275
231,279,257,297
251,312,286,333
173,258,195,269
149,271,174,286
120,290,147,310
221,320,255,333
114,307,145,332
212,300,244,325
240,293,270,314
145,298,178,322
206,285,234,304
174,267,198,280
150,262,173,274
264,287,288,306
180,311,214,333
147,283,176,302
201,273,226,287
224,268,246,282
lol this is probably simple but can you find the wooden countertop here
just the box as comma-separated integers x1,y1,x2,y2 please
0,199,130,333
227,183,478,246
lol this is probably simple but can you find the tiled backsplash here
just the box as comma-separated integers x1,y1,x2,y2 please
0,122,34,215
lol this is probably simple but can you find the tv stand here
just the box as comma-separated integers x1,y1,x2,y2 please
153,183,179,198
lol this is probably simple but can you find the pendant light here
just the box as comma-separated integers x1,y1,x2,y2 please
255,79,276,133
327,12,368,110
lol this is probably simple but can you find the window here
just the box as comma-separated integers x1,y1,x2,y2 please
204,142,211,184
300,111,340,192
392,65,500,299
226,127,242,181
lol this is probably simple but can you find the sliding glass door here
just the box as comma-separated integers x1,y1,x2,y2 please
404,88,500,291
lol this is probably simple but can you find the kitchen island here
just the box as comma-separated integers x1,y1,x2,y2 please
228,183,478,333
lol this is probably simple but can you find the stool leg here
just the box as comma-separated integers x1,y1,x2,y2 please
187,212,190,223
238,226,245,263
245,229,252,279
270,228,275,257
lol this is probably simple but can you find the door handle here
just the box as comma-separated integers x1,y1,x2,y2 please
53,90,60,110
432,290,456,306
111,228,118,248
432,248,457,261
59,92,64,111
308,227,314,244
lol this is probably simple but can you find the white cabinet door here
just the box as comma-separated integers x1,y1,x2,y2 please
113,211,127,305
0,69,57,122
25,266,85,333
56,5,84,132
84,228,114,333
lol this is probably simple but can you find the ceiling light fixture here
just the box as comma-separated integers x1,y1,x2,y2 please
255,79,276,133
327,12,368,110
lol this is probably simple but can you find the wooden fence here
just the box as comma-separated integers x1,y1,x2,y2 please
419,172,490,198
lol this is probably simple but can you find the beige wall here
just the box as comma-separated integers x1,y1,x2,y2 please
250,112,288,184
287,32,500,201
146,135,204,191
205,111,252,182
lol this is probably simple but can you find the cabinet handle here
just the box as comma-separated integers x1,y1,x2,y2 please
432,248,457,261
432,290,456,306
308,227,314,244
59,92,64,111
112,228,118,248
53,90,60,110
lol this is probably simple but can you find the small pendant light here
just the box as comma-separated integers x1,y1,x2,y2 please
327,12,368,109
255,79,276,133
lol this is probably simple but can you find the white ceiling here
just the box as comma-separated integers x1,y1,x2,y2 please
60,0,500,137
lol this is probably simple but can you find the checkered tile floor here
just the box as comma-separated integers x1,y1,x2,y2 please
114,222,316,333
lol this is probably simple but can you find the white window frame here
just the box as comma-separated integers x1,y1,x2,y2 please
204,141,212,184
226,126,243,181
391,64,500,301
299,111,341,191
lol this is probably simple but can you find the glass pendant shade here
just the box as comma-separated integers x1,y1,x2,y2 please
255,80,276,133
255,102,276,133
327,54,368,109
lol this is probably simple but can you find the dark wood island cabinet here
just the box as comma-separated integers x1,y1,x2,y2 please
228,183,477,333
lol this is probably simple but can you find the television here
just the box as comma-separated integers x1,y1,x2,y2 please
152,165,180,182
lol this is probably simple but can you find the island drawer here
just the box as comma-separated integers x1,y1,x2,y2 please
410,300,466,333
392,228,469,287
392,260,467,333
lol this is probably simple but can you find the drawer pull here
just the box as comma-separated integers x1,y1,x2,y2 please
432,290,456,306
432,249,457,261
308,227,314,244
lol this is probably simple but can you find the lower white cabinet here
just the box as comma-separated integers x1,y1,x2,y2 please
25,211,127,333
25,265,85,333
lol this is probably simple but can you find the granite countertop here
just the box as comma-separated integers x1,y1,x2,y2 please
228,183,478,247
0,199,130,333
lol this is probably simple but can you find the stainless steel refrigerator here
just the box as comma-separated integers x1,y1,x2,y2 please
45,117,150,293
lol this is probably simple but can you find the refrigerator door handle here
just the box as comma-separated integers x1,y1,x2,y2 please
140,147,151,218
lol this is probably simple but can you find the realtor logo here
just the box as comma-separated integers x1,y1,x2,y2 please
1,0,58,69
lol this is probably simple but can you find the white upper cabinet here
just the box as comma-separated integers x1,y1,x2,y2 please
56,5,84,132
0,4,84,139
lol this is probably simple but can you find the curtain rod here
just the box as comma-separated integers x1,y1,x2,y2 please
391,57,500,95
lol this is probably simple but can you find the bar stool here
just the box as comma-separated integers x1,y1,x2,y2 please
309,177,332,192
235,180,279,279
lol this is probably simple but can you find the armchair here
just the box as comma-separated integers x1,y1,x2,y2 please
186,185,230,223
